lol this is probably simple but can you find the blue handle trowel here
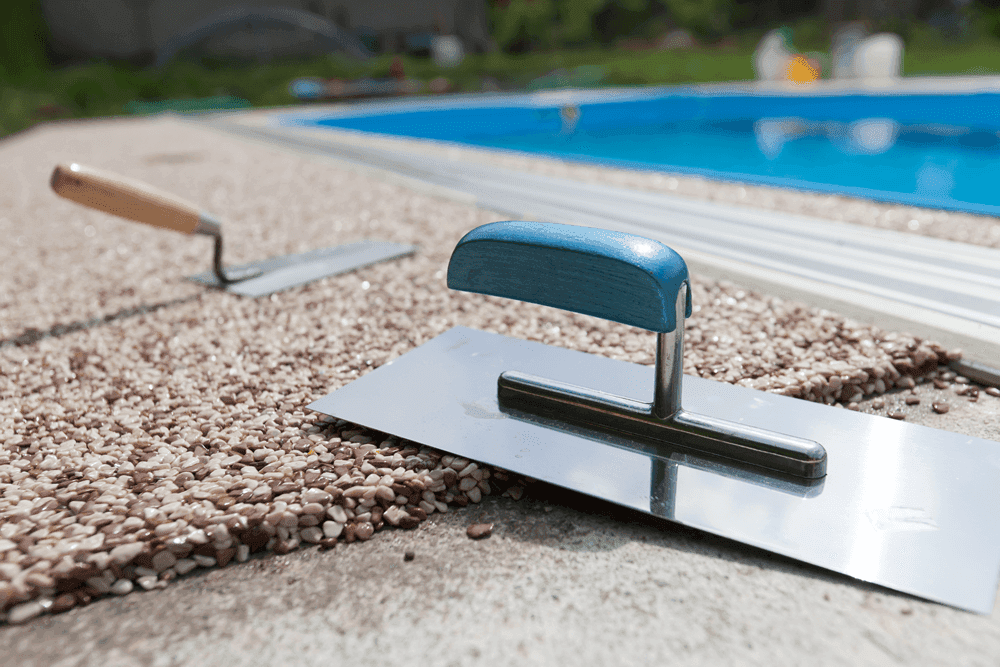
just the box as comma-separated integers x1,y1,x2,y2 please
309,220,1000,614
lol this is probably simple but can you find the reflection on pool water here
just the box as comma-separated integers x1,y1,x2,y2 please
298,91,1000,216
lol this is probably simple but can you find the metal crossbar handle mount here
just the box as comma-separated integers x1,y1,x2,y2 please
447,221,827,479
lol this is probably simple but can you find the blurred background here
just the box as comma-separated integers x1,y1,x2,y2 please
3,0,1000,139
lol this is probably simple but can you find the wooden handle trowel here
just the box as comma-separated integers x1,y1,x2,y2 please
51,163,416,297
309,220,1000,614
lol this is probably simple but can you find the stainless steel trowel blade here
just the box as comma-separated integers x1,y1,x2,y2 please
187,240,415,297
308,326,1000,614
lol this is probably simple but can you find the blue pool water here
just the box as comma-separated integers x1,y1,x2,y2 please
290,90,1000,216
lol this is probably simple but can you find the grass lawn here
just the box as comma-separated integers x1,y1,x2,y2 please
3,39,1000,140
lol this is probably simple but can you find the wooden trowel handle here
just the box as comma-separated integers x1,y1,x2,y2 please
446,221,692,334
50,163,220,236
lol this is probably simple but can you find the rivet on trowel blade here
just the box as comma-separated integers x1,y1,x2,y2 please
50,163,415,297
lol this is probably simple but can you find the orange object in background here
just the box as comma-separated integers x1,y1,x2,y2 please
786,54,820,84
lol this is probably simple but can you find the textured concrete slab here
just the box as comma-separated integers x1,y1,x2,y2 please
4,489,1000,667
1,115,998,666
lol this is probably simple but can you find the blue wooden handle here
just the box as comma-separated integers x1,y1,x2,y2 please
447,221,691,333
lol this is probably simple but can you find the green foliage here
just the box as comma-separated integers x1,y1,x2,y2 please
903,39,1000,75
492,0,664,52
4,33,1000,140
0,0,50,80
787,17,827,51
558,0,614,45
488,0,745,51
660,0,733,38
491,0,559,52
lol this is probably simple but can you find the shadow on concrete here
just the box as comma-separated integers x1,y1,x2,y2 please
0,294,203,349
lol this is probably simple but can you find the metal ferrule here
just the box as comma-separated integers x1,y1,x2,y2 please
497,283,828,479
194,212,223,237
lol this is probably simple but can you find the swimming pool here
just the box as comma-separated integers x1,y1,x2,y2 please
285,89,1000,217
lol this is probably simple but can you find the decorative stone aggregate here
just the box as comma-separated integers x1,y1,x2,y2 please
0,117,996,626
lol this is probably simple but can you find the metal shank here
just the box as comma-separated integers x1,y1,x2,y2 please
496,285,828,479
651,283,687,419
194,212,262,286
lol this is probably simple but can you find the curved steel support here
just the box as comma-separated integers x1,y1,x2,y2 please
497,283,828,479
195,213,262,286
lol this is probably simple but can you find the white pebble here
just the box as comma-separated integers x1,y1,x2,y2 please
137,576,158,591
173,559,197,575
186,529,209,545
192,555,216,568
327,505,348,523
300,502,325,515
109,542,145,565
110,579,133,595
7,600,45,624
300,527,323,544
301,489,332,504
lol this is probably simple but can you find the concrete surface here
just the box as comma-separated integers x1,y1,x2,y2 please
4,487,1000,667
2,114,999,666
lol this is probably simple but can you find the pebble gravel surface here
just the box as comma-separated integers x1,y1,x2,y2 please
1,117,997,626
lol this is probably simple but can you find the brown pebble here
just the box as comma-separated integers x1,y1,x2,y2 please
987,387,1000,397
318,538,338,550
887,411,906,420
933,379,949,389
467,523,494,540
193,543,216,558
355,522,375,541
51,593,77,614
215,547,236,567
404,550,415,561
931,402,950,414
272,540,294,555
396,516,420,529
904,396,920,405
872,398,885,409
241,527,269,553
